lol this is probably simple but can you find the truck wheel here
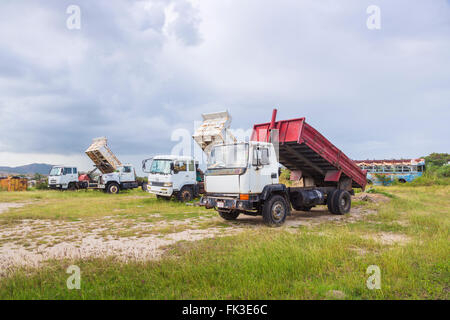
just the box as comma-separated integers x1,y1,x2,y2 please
331,190,351,215
262,194,289,227
107,183,120,194
178,186,193,202
68,183,76,191
327,190,336,213
218,209,240,220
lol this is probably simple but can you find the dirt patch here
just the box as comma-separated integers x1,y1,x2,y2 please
362,232,411,245
354,192,390,203
0,216,243,277
326,290,346,299
0,202,29,214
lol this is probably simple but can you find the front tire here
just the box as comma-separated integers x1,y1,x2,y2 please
67,183,77,191
107,182,120,194
262,194,289,227
177,186,193,202
218,209,240,220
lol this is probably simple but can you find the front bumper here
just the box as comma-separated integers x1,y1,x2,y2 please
199,195,255,211
147,184,174,196
48,184,62,189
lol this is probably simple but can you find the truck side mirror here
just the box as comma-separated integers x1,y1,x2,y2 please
171,162,177,173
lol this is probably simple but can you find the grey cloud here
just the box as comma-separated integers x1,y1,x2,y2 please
0,0,449,168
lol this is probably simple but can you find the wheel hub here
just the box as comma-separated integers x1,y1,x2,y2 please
271,202,285,221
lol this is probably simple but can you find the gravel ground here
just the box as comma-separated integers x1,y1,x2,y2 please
0,192,388,276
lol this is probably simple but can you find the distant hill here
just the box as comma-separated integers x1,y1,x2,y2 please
0,163,54,175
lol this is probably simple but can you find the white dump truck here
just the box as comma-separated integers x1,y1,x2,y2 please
48,166,79,190
142,111,236,202
49,138,138,193
83,137,139,194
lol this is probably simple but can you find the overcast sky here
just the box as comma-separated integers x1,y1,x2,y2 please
0,0,449,173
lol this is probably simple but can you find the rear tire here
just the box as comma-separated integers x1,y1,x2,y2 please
327,190,336,213
330,190,351,215
177,186,193,202
107,182,120,194
262,194,289,227
218,209,240,220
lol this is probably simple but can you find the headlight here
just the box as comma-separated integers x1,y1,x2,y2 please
163,182,173,187
148,181,152,186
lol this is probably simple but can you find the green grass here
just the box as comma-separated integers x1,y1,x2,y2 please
0,186,448,299
0,189,213,223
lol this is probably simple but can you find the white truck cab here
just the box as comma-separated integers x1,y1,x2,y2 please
99,164,138,193
143,155,200,201
205,141,279,195
48,166,79,190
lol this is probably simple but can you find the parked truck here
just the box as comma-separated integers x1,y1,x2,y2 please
48,166,79,190
48,137,138,193
196,109,367,226
142,155,202,201
142,111,236,202
83,137,138,194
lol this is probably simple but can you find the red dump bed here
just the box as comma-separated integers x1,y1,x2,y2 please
251,110,367,189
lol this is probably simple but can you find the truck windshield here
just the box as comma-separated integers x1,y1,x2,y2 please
150,159,172,174
49,167,63,176
208,143,249,169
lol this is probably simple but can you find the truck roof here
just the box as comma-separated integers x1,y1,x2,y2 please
153,155,196,161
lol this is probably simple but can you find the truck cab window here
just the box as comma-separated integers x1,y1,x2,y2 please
64,168,72,175
253,147,270,166
261,148,270,165
123,166,131,173
175,161,187,172
73,168,77,174
188,161,195,171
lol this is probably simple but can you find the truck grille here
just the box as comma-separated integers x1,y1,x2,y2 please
150,181,165,187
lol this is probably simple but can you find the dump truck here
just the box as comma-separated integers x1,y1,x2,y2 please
141,111,236,201
48,138,138,193
197,109,367,226
83,137,138,194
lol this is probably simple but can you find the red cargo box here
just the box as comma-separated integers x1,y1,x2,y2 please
251,110,367,189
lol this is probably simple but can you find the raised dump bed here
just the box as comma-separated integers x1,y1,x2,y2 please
192,111,236,151
251,110,366,190
85,137,122,174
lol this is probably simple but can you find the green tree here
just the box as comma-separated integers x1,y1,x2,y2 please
423,153,450,167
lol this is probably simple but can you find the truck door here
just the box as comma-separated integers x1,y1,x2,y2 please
120,166,134,182
250,146,276,193
173,160,188,191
